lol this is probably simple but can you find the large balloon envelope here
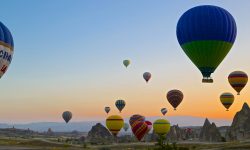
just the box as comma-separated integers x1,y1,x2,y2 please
0,22,14,78
131,121,148,141
104,106,111,114
153,119,171,135
228,71,248,95
62,111,72,123
115,99,126,112
106,115,124,136
176,5,237,83
123,60,130,68
129,114,145,126
220,92,234,111
143,72,151,83
167,89,183,110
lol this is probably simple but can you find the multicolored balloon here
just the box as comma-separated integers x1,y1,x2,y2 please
131,121,149,141
161,108,168,116
145,120,152,134
153,119,171,135
106,115,124,136
220,92,234,111
0,22,14,78
129,114,145,126
228,71,248,95
167,89,183,110
62,111,72,123
115,99,126,112
143,72,151,83
176,5,237,83
123,123,129,132
123,60,130,68
104,106,110,114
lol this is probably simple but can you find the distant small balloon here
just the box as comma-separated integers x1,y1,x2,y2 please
104,107,110,114
123,60,130,68
161,108,168,116
62,111,72,123
167,89,183,110
220,92,234,111
131,121,148,141
115,99,126,112
143,72,151,83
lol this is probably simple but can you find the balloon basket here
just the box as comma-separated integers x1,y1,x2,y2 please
202,78,213,83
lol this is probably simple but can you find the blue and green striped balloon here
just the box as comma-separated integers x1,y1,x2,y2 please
176,5,237,83
115,99,126,113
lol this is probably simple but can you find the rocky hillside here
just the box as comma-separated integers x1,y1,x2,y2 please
226,102,250,141
199,118,222,142
87,123,113,144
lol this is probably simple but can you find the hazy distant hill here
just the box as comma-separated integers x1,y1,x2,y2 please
0,116,231,132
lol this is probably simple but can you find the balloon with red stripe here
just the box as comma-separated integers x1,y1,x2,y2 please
220,92,234,111
131,121,148,141
0,22,14,78
106,115,124,136
143,72,151,83
228,71,248,95
129,114,145,126
161,108,168,116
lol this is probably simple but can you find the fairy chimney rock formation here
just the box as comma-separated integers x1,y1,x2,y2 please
226,102,250,141
199,118,222,142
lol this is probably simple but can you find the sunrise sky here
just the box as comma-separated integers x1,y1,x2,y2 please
0,0,249,123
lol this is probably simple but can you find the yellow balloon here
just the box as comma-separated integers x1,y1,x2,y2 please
106,115,124,136
153,119,170,135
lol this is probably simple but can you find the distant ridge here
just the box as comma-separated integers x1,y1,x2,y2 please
0,116,231,132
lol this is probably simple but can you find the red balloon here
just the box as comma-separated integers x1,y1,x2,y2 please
131,121,148,141
129,114,145,126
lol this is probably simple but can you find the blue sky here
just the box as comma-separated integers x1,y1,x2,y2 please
0,0,249,123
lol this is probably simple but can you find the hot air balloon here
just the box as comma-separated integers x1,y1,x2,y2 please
228,71,248,95
145,120,152,134
123,123,129,132
143,72,151,83
106,115,124,136
104,106,111,114
131,121,148,141
0,22,14,78
62,111,72,123
123,60,130,68
176,5,237,83
220,92,234,111
167,89,183,110
115,99,126,112
161,108,168,116
153,119,171,135
129,114,145,126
